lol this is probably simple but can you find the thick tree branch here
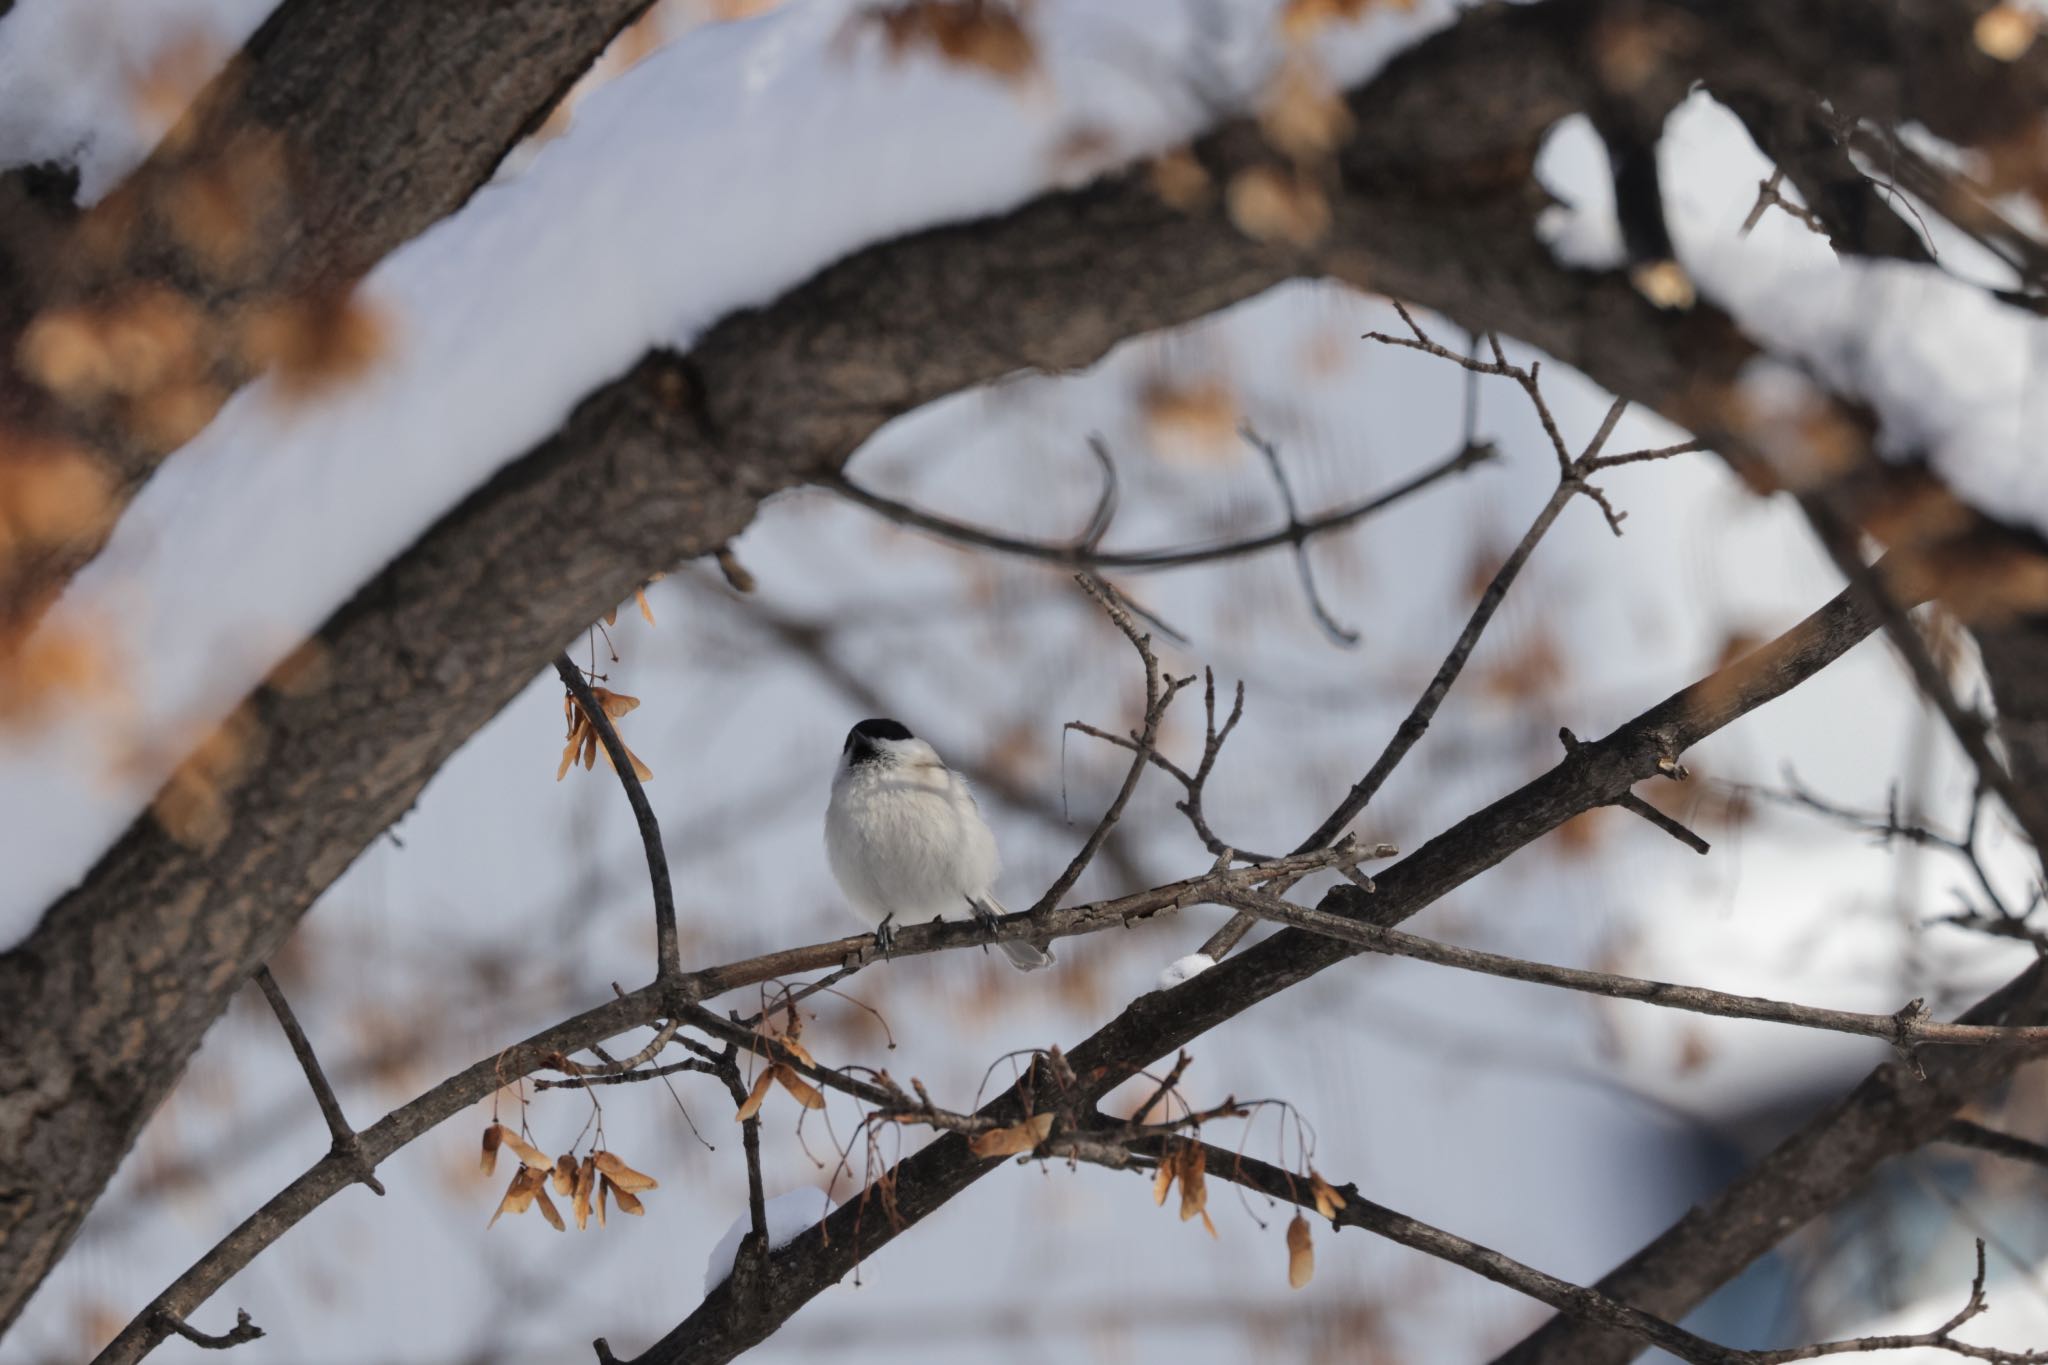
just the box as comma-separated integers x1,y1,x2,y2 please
0,0,660,621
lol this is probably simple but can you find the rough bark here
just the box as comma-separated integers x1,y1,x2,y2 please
0,0,658,612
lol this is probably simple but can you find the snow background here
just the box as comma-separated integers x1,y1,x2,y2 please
3,0,2045,1361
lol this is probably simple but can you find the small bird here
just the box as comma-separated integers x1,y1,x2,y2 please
825,718,1052,971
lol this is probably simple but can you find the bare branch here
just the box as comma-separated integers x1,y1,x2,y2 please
821,436,1490,576
1033,577,1190,916
251,966,383,1196
1240,424,1360,645
1217,886,2048,1056
555,654,680,982
156,1309,262,1352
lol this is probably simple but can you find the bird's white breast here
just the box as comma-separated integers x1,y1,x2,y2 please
825,760,1000,927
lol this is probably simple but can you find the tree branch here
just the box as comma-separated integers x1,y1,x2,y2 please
555,654,680,982
250,965,383,1196
1216,886,2048,1056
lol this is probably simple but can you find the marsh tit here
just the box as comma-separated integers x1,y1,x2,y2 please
825,718,1053,971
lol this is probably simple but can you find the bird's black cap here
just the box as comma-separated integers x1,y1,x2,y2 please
844,718,914,761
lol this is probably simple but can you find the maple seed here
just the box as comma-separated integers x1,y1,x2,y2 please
480,1125,503,1177
1177,1143,1209,1224
552,1154,576,1197
1310,1169,1346,1220
498,1127,553,1171
773,1065,827,1110
967,1111,1054,1159
489,1167,543,1227
573,1155,597,1230
735,1068,777,1122
535,1185,567,1232
1152,1155,1176,1206
606,1176,647,1217
593,1151,659,1192
1287,1213,1315,1288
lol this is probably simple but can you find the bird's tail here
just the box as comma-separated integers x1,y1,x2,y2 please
974,895,1055,972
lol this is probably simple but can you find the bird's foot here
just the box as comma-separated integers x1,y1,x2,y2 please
873,913,897,959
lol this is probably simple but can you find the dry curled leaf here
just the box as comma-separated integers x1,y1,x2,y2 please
1287,1212,1315,1288
593,1150,659,1192
968,1110,1054,1158
1309,1169,1346,1220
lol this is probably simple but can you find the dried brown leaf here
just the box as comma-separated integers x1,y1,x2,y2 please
637,587,656,624
552,1153,577,1196
480,1124,503,1177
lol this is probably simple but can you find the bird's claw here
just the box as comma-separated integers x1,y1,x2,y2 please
873,914,897,959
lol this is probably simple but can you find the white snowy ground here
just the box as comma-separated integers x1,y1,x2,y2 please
3,0,2047,1362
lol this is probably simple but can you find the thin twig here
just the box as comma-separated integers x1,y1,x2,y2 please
252,966,383,1196
1124,1139,1748,1365
1032,576,1191,916
1216,887,2048,1058
555,654,681,982
156,1309,262,1351
1240,423,1360,645
821,436,1490,575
